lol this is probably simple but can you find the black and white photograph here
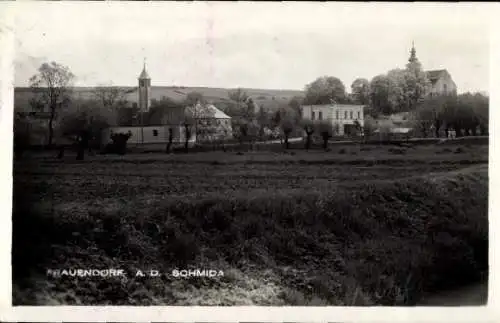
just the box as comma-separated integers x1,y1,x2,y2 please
1,1,496,321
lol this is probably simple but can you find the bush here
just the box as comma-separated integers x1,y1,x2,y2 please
104,132,132,155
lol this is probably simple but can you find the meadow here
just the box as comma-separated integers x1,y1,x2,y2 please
12,142,489,305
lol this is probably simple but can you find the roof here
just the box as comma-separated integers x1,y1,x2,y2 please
187,102,231,119
302,104,365,109
138,66,150,79
426,69,448,81
374,127,413,134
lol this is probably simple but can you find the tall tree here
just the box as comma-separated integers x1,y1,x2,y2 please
404,44,431,111
351,78,370,105
369,74,393,115
304,76,346,105
29,62,75,146
256,104,269,138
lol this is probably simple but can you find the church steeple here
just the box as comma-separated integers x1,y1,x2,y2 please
408,41,418,63
138,58,151,112
139,58,150,80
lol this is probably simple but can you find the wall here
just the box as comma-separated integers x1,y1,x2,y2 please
430,75,457,96
302,104,365,135
102,125,193,145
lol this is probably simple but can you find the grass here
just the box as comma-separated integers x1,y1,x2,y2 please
12,142,489,305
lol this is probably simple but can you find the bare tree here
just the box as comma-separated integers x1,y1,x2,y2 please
29,62,75,147
92,85,127,124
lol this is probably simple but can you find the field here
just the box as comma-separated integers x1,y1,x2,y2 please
12,141,489,305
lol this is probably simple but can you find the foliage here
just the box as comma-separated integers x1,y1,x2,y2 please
304,76,346,105
315,121,334,149
228,88,250,104
109,132,132,155
301,119,315,150
93,86,126,109
351,78,371,105
369,54,431,116
29,61,75,146
58,100,110,153
413,92,489,138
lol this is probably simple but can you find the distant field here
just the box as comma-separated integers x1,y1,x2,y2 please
12,142,489,305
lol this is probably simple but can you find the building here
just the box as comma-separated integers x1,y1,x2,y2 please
425,69,457,96
138,60,152,113
101,63,232,146
301,103,365,136
408,42,458,96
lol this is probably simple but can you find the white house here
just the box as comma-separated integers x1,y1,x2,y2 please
301,104,365,136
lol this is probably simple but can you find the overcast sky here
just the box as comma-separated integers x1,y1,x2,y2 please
12,2,491,93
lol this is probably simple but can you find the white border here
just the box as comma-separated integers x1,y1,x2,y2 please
1,2,499,322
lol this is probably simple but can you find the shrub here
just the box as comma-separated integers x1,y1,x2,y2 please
105,132,132,155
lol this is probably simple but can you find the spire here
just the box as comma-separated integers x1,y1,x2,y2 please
408,41,418,63
139,57,150,79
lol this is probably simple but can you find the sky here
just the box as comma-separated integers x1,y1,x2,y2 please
11,2,491,94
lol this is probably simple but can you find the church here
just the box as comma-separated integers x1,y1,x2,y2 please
407,43,458,96
102,62,233,146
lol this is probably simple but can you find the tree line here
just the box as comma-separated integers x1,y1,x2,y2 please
14,59,489,159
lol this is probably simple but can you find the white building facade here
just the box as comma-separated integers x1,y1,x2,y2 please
301,104,365,136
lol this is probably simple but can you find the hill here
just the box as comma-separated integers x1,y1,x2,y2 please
14,86,304,112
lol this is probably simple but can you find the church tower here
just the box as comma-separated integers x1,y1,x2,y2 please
138,59,151,113
408,41,418,63
406,41,423,73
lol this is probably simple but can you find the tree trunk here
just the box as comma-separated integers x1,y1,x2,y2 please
184,126,190,153
166,129,173,153
48,110,55,148
305,134,312,150
445,128,449,138
284,134,289,149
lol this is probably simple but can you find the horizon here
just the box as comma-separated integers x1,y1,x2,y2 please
11,3,490,94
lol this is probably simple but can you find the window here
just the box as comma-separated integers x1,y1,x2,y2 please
336,110,339,120
344,111,348,119
318,111,323,120
152,129,158,137
140,80,145,87
350,111,353,119
443,84,448,93
357,111,361,119
312,111,315,120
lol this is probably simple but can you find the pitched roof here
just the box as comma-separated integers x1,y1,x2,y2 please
138,66,150,79
301,104,365,109
425,69,448,81
188,102,231,119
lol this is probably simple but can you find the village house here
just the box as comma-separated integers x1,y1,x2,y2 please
426,69,457,97
102,63,232,146
301,103,365,136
